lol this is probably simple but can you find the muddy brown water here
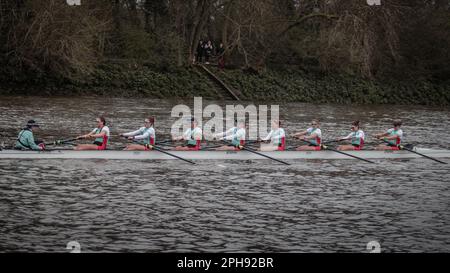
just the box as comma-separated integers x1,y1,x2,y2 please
0,96,449,252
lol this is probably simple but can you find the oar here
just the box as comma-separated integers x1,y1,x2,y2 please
156,139,173,145
298,139,375,164
46,148,74,151
221,140,290,165
125,137,195,165
322,145,375,164
203,144,227,150
378,139,447,164
45,137,81,146
322,139,343,145
147,144,196,165
154,142,176,148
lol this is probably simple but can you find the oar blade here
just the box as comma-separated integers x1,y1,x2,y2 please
380,139,447,165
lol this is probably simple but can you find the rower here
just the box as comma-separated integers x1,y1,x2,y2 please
213,120,246,151
15,120,45,151
336,120,365,151
172,118,203,151
74,116,110,151
259,120,286,152
374,120,404,150
293,119,322,151
120,117,156,151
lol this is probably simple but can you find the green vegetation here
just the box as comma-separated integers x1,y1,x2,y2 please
1,62,448,105
0,0,449,105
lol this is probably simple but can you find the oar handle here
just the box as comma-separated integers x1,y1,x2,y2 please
299,139,320,147
45,137,81,146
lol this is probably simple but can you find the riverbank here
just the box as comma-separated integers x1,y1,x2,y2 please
1,62,449,105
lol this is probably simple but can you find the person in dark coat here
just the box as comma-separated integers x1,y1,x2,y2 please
204,40,213,64
196,40,204,64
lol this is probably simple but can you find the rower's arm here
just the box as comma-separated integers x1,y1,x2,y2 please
133,131,151,140
172,135,183,141
375,132,389,138
340,133,353,141
293,131,307,137
193,132,203,140
80,129,96,139
216,128,235,139
224,132,239,141
261,130,273,141
213,132,222,138
223,134,234,141
214,131,226,138
304,133,317,140
271,132,285,141
90,131,106,138
122,129,142,138
181,129,191,140
384,135,399,140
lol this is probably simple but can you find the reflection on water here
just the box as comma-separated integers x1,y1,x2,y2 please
0,96,449,252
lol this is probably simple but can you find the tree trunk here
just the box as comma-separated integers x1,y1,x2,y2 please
113,0,121,31
188,0,212,63
221,0,234,48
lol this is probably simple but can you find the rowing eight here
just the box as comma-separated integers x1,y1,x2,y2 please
0,148,448,161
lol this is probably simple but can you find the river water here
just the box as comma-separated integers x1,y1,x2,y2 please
0,96,449,253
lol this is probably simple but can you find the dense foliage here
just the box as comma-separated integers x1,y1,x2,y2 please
0,0,449,104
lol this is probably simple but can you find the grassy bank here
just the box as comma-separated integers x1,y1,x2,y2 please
212,67,450,105
1,62,449,105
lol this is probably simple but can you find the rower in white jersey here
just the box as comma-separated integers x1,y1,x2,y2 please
336,120,365,151
259,120,286,151
293,119,322,151
172,118,203,151
213,120,246,151
374,120,404,150
75,116,110,151
120,117,156,151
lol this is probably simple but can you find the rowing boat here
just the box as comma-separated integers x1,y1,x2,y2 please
0,148,449,161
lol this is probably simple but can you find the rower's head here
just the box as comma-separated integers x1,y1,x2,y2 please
311,119,320,129
96,116,106,128
272,120,281,129
145,117,155,128
236,120,245,129
351,120,360,131
393,120,402,129
26,120,40,131
191,117,198,128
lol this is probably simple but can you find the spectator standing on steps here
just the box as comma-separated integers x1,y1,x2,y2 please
196,40,204,64
204,40,213,64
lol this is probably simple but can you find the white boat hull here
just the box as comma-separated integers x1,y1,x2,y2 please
0,149,449,161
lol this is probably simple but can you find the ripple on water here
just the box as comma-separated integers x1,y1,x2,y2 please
1,97,449,252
